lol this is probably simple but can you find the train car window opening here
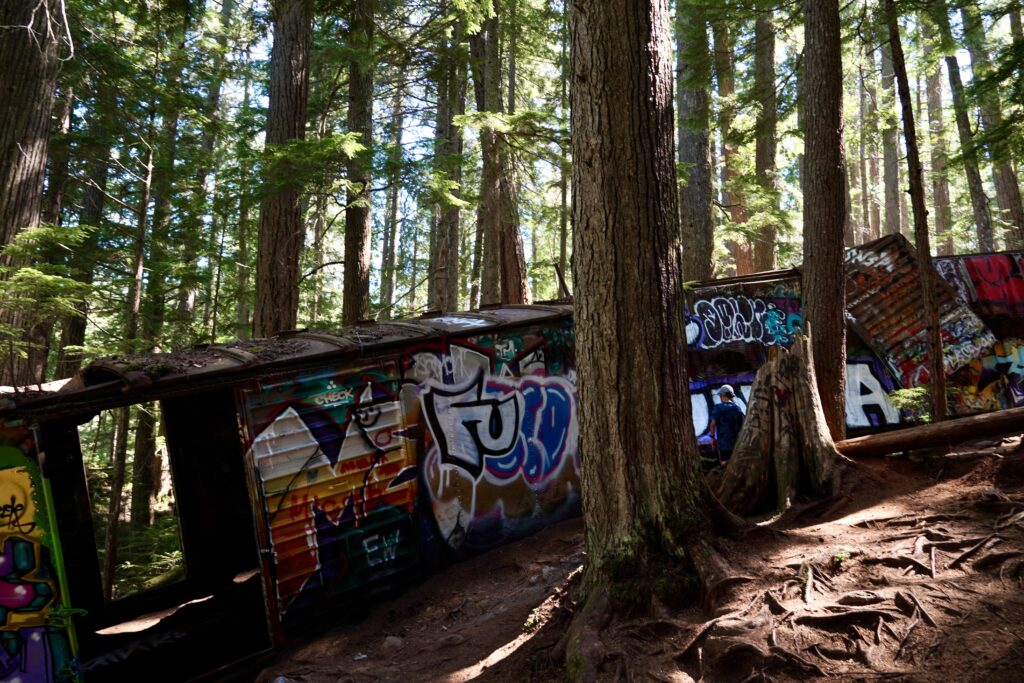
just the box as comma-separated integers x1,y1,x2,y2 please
77,402,187,603
38,387,274,679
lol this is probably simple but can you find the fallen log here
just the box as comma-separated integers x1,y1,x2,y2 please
835,406,1024,457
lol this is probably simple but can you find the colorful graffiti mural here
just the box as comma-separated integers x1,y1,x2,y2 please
0,443,75,682
844,236,996,388
935,252,1024,339
242,321,579,636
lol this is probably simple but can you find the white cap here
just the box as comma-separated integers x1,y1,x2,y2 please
717,384,734,397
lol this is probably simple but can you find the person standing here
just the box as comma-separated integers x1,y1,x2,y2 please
709,385,745,464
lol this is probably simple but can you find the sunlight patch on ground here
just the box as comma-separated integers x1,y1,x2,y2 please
442,573,573,682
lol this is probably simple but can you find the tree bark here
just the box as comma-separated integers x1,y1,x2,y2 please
858,66,871,246
470,17,502,305
888,0,947,422
0,0,66,386
932,3,993,251
342,0,374,324
803,0,847,440
570,0,721,613
712,22,752,275
677,3,714,281
865,59,882,241
923,26,954,256
429,21,465,312
235,63,254,338
254,0,312,337
380,79,405,316
960,4,1024,249
879,36,902,237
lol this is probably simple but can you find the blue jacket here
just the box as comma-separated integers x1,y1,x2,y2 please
710,401,745,452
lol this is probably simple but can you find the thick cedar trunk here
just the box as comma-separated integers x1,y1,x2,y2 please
888,1,947,422
676,3,714,281
712,22,753,275
570,0,714,588
932,4,992,251
0,0,65,386
960,5,1024,249
0,1,63,249
923,32,954,256
254,0,312,337
716,340,847,514
380,80,405,316
342,0,374,324
803,0,847,441
879,38,902,237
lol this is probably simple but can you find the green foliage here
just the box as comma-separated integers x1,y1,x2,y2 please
888,387,932,423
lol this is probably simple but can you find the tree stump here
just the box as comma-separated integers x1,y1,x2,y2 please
714,334,849,514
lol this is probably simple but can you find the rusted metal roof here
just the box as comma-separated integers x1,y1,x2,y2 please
844,234,996,388
3,304,572,419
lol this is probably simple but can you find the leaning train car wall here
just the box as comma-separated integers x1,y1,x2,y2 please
685,276,904,436
0,418,77,682
935,251,1024,413
238,318,579,639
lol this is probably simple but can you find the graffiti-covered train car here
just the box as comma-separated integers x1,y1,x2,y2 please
3,236,1023,682
0,305,578,681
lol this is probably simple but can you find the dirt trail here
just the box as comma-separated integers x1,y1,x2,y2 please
258,434,1024,683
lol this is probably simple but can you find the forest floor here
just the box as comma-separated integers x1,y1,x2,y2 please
255,431,1024,683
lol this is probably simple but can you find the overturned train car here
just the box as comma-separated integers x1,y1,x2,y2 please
3,235,1023,681
0,305,579,682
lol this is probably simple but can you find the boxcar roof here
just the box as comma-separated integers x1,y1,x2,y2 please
1,303,573,421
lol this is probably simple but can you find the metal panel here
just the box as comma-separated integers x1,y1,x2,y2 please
844,234,996,388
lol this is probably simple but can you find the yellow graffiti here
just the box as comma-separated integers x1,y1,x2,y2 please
0,465,39,539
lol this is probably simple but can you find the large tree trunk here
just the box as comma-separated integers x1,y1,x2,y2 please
470,17,502,305
712,22,753,275
428,21,465,312
923,25,954,256
342,0,374,324
570,0,728,636
676,3,714,281
879,36,902,237
888,0,947,422
752,11,777,272
0,0,65,386
803,0,847,441
716,340,849,514
932,3,993,251
960,5,1024,249
254,0,312,337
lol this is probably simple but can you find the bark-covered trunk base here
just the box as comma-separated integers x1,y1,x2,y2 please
714,335,854,516
559,534,753,681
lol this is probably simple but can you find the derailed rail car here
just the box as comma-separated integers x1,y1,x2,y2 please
0,305,578,682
